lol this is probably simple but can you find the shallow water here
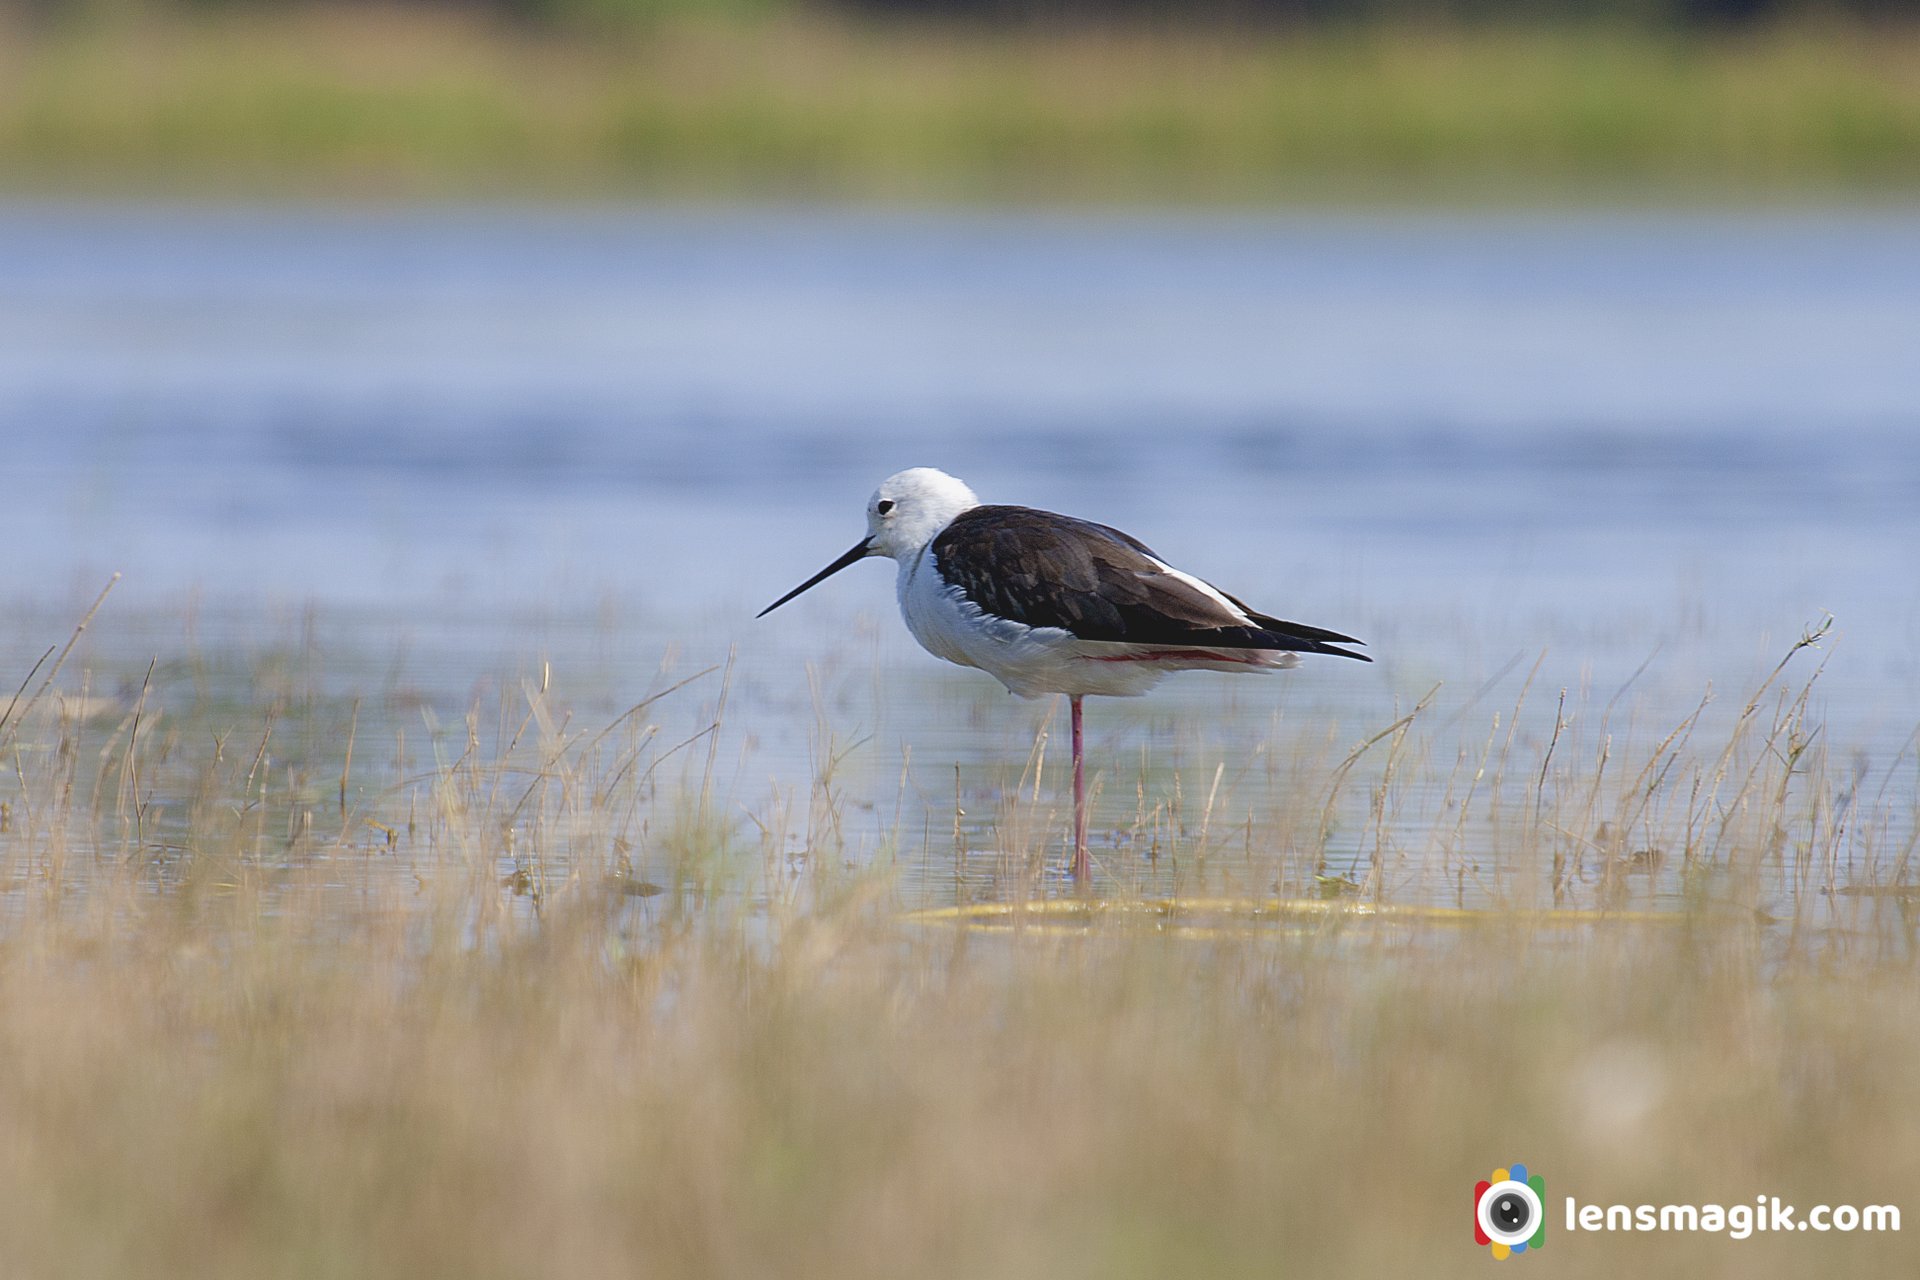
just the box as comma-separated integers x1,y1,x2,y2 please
2,202,1917,914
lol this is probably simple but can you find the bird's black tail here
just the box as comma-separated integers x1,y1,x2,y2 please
1250,613,1371,663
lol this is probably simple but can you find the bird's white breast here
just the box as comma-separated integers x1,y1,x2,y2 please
894,543,1179,698
896,545,993,670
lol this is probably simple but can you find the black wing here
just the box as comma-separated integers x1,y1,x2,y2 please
929,506,1370,662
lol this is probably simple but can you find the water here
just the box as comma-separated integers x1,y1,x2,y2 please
2,202,1917,911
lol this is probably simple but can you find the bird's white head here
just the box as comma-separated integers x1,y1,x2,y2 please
864,467,980,561
757,468,979,618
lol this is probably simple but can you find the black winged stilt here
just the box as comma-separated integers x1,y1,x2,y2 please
758,467,1370,882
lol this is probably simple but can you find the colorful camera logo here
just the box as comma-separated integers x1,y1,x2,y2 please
1474,1165,1546,1259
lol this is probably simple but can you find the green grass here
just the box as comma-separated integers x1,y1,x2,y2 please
3,10,1919,199
0,597,1916,1275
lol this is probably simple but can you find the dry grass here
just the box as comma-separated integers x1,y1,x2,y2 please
0,601,1916,1277
2,9,1919,199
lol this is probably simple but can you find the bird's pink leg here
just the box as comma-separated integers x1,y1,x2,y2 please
1070,694,1089,882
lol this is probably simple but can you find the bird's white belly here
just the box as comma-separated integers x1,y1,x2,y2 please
896,549,1210,699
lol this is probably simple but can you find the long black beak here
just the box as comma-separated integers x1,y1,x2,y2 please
757,538,873,618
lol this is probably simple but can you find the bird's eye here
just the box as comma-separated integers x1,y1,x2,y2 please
876,500,895,515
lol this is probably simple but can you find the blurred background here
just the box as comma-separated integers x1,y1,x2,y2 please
1,0,1917,861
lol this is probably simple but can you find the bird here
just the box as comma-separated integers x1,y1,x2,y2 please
758,467,1369,882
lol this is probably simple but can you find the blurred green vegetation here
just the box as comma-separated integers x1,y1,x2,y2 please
0,7,1916,199
16,0,1914,28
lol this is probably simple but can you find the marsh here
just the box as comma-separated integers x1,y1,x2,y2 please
1,201,1917,1277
